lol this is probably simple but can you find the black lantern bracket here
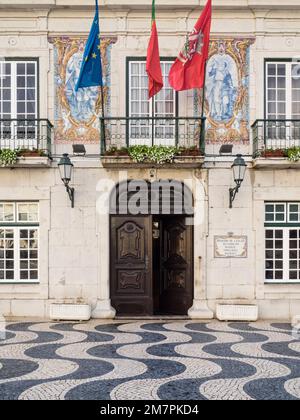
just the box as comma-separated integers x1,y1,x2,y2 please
229,154,247,209
58,153,75,208
229,184,241,209
65,184,75,208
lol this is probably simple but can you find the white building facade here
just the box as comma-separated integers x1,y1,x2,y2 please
0,0,300,320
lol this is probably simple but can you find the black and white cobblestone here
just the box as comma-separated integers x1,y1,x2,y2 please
0,321,299,400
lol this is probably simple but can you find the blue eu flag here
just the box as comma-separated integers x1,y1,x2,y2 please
75,0,103,91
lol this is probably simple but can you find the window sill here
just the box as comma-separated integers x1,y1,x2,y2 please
253,158,300,170
101,155,205,169
264,281,300,285
0,281,40,285
0,157,52,169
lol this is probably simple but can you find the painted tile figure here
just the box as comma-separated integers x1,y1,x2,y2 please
207,55,238,121
196,38,254,144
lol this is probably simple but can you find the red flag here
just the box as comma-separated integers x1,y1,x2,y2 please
169,0,212,91
146,0,163,99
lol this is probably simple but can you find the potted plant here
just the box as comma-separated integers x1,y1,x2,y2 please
260,148,287,158
17,148,47,158
0,149,18,166
104,147,130,157
178,146,203,157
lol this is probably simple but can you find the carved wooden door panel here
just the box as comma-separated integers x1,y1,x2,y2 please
110,216,153,315
159,217,193,315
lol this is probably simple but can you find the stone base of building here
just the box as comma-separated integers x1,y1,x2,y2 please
0,298,299,321
91,300,116,319
188,300,214,319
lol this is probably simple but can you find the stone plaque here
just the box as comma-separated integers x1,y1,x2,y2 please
214,236,247,258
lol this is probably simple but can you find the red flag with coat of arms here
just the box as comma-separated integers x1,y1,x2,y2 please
169,0,212,91
146,0,163,99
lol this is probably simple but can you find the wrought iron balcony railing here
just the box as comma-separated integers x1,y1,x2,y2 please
0,119,53,154
99,117,206,156
252,119,300,157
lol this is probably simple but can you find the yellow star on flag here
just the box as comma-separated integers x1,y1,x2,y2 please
92,53,97,59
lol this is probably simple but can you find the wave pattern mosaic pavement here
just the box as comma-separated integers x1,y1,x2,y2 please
0,321,299,400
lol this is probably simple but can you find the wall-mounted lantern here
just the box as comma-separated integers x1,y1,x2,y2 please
58,153,75,208
229,154,247,208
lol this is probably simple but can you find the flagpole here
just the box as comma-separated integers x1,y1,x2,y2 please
96,0,106,155
200,59,207,154
100,84,106,155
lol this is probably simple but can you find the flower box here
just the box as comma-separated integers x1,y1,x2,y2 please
216,304,258,322
49,303,91,321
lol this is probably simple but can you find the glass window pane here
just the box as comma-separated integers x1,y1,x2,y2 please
20,271,28,280
17,76,25,87
17,203,38,222
277,90,286,101
268,77,276,89
290,204,299,212
27,77,35,88
276,205,285,212
277,78,286,89
17,63,25,75
278,64,286,76
0,203,14,222
268,64,276,75
27,63,35,75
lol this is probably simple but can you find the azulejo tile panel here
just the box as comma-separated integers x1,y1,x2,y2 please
196,38,255,145
49,36,116,144
0,321,299,400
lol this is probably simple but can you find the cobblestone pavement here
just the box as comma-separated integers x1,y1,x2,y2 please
0,321,299,400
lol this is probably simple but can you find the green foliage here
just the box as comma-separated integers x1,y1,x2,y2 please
127,145,179,164
287,147,300,162
0,149,18,166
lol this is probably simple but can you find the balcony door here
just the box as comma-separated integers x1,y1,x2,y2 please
127,59,177,146
265,61,300,147
0,60,38,148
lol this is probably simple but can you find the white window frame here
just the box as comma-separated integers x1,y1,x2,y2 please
0,202,39,284
0,60,38,148
287,202,300,223
265,202,287,224
265,61,300,147
17,202,39,223
0,60,38,119
265,61,292,119
128,59,177,146
265,202,300,284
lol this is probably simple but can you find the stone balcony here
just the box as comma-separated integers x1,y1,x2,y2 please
0,118,53,168
100,116,206,168
252,119,300,169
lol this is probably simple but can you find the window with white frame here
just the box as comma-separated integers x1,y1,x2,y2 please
265,202,300,283
266,61,300,121
128,59,176,146
0,60,38,144
0,202,39,283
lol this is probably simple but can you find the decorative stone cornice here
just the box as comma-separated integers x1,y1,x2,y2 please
0,0,299,11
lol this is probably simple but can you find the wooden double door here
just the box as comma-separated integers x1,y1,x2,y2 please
110,215,193,316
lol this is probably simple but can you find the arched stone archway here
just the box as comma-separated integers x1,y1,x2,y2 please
92,174,213,320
